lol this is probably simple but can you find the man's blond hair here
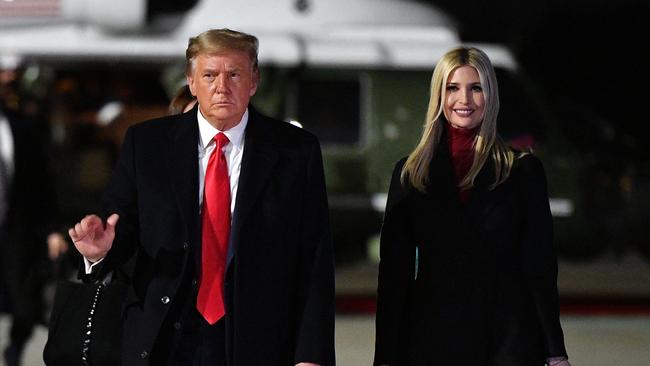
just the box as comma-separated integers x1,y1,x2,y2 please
185,28,259,75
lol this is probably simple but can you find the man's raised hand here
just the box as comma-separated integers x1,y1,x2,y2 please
68,213,119,262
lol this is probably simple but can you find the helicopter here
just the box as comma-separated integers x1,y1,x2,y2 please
2,0,636,266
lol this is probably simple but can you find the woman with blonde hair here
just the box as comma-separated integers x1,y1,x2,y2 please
374,47,570,365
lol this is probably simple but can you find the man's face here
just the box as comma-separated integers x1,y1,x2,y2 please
187,50,258,130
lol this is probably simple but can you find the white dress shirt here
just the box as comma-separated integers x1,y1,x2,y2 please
197,108,247,214
0,113,14,227
0,113,14,179
85,108,248,273
0,112,14,228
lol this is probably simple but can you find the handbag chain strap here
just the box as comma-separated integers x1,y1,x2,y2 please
81,283,105,365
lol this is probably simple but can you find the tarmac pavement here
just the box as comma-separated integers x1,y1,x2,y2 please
2,314,649,365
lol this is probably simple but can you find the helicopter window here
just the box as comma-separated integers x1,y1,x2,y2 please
296,78,361,145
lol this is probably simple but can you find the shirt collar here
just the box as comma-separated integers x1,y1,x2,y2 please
197,108,248,150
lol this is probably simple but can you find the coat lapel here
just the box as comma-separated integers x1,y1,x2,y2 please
427,136,480,244
426,127,502,244
166,110,200,251
227,107,279,268
427,138,464,217
464,158,502,234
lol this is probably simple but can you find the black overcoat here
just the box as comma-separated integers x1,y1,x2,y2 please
1,111,55,328
95,105,335,365
374,134,567,365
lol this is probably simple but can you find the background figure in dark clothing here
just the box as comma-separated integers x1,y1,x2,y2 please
0,57,68,366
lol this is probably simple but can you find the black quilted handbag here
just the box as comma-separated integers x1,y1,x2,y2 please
43,273,127,366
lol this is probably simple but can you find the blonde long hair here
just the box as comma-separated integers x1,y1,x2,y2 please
401,47,515,192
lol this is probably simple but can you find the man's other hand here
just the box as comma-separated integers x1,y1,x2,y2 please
47,232,69,260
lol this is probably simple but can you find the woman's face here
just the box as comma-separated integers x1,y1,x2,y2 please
443,65,485,130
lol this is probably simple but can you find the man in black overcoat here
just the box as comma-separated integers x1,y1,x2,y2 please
67,29,335,365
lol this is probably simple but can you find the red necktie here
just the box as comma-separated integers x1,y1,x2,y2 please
197,132,231,324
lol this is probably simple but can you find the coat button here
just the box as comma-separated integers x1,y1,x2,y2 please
182,242,189,250
191,279,198,287
161,296,170,304
140,350,148,359
174,321,182,330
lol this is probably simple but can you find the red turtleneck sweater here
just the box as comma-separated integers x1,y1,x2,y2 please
447,123,478,204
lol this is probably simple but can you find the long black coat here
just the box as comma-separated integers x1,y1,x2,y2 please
1,110,55,327
374,135,567,365
95,105,335,365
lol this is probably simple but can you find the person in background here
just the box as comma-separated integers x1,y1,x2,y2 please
0,55,68,366
168,84,197,115
67,28,335,365
374,47,570,366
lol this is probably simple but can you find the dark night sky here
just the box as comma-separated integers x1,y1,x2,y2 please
425,0,649,159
